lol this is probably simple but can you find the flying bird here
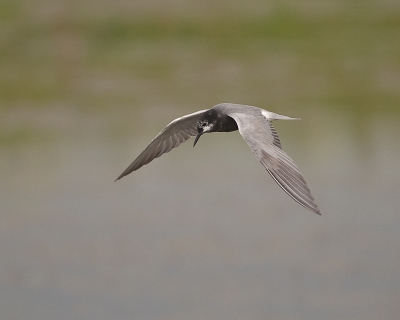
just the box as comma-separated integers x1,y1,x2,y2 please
116,103,320,214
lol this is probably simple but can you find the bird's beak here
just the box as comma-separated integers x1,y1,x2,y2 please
193,131,203,147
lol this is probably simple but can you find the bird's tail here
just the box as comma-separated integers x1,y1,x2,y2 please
261,110,301,121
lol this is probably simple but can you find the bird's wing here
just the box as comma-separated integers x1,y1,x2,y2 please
116,110,206,181
228,112,320,214
269,122,282,149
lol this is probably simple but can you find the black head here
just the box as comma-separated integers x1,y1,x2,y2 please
193,110,219,147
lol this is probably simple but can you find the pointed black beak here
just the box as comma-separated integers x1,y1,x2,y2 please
193,131,203,147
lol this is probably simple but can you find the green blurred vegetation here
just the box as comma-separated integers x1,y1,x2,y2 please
0,1,399,118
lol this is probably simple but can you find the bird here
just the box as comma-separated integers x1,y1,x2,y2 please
116,103,320,215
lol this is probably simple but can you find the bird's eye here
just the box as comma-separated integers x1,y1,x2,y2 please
202,123,208,127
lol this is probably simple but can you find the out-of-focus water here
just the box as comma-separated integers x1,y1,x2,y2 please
1,107,399,320
1,0,400,319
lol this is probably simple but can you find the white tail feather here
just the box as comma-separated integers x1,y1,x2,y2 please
261,110,301,121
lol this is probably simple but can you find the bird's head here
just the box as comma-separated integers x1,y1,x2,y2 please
193,111,217,147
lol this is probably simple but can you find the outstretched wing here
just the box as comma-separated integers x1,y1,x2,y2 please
228,111,320,214
116,110,206,181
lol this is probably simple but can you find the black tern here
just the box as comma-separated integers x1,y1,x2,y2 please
116,103,320,215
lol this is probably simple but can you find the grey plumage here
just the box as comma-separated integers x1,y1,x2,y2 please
116,103,320,215
221,105,319,214
115,109,206,180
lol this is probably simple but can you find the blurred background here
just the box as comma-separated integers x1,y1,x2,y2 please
1,0,400,319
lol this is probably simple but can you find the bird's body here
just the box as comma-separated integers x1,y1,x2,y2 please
116,103,320,215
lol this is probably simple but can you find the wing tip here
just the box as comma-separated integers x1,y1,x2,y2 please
115,164,138,182
114,173,125,182
311,206,321,215
296,198,321,215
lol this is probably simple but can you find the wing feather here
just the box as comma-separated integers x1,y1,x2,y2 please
228,111,320,215
269,122,282,149
116,109,206,181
